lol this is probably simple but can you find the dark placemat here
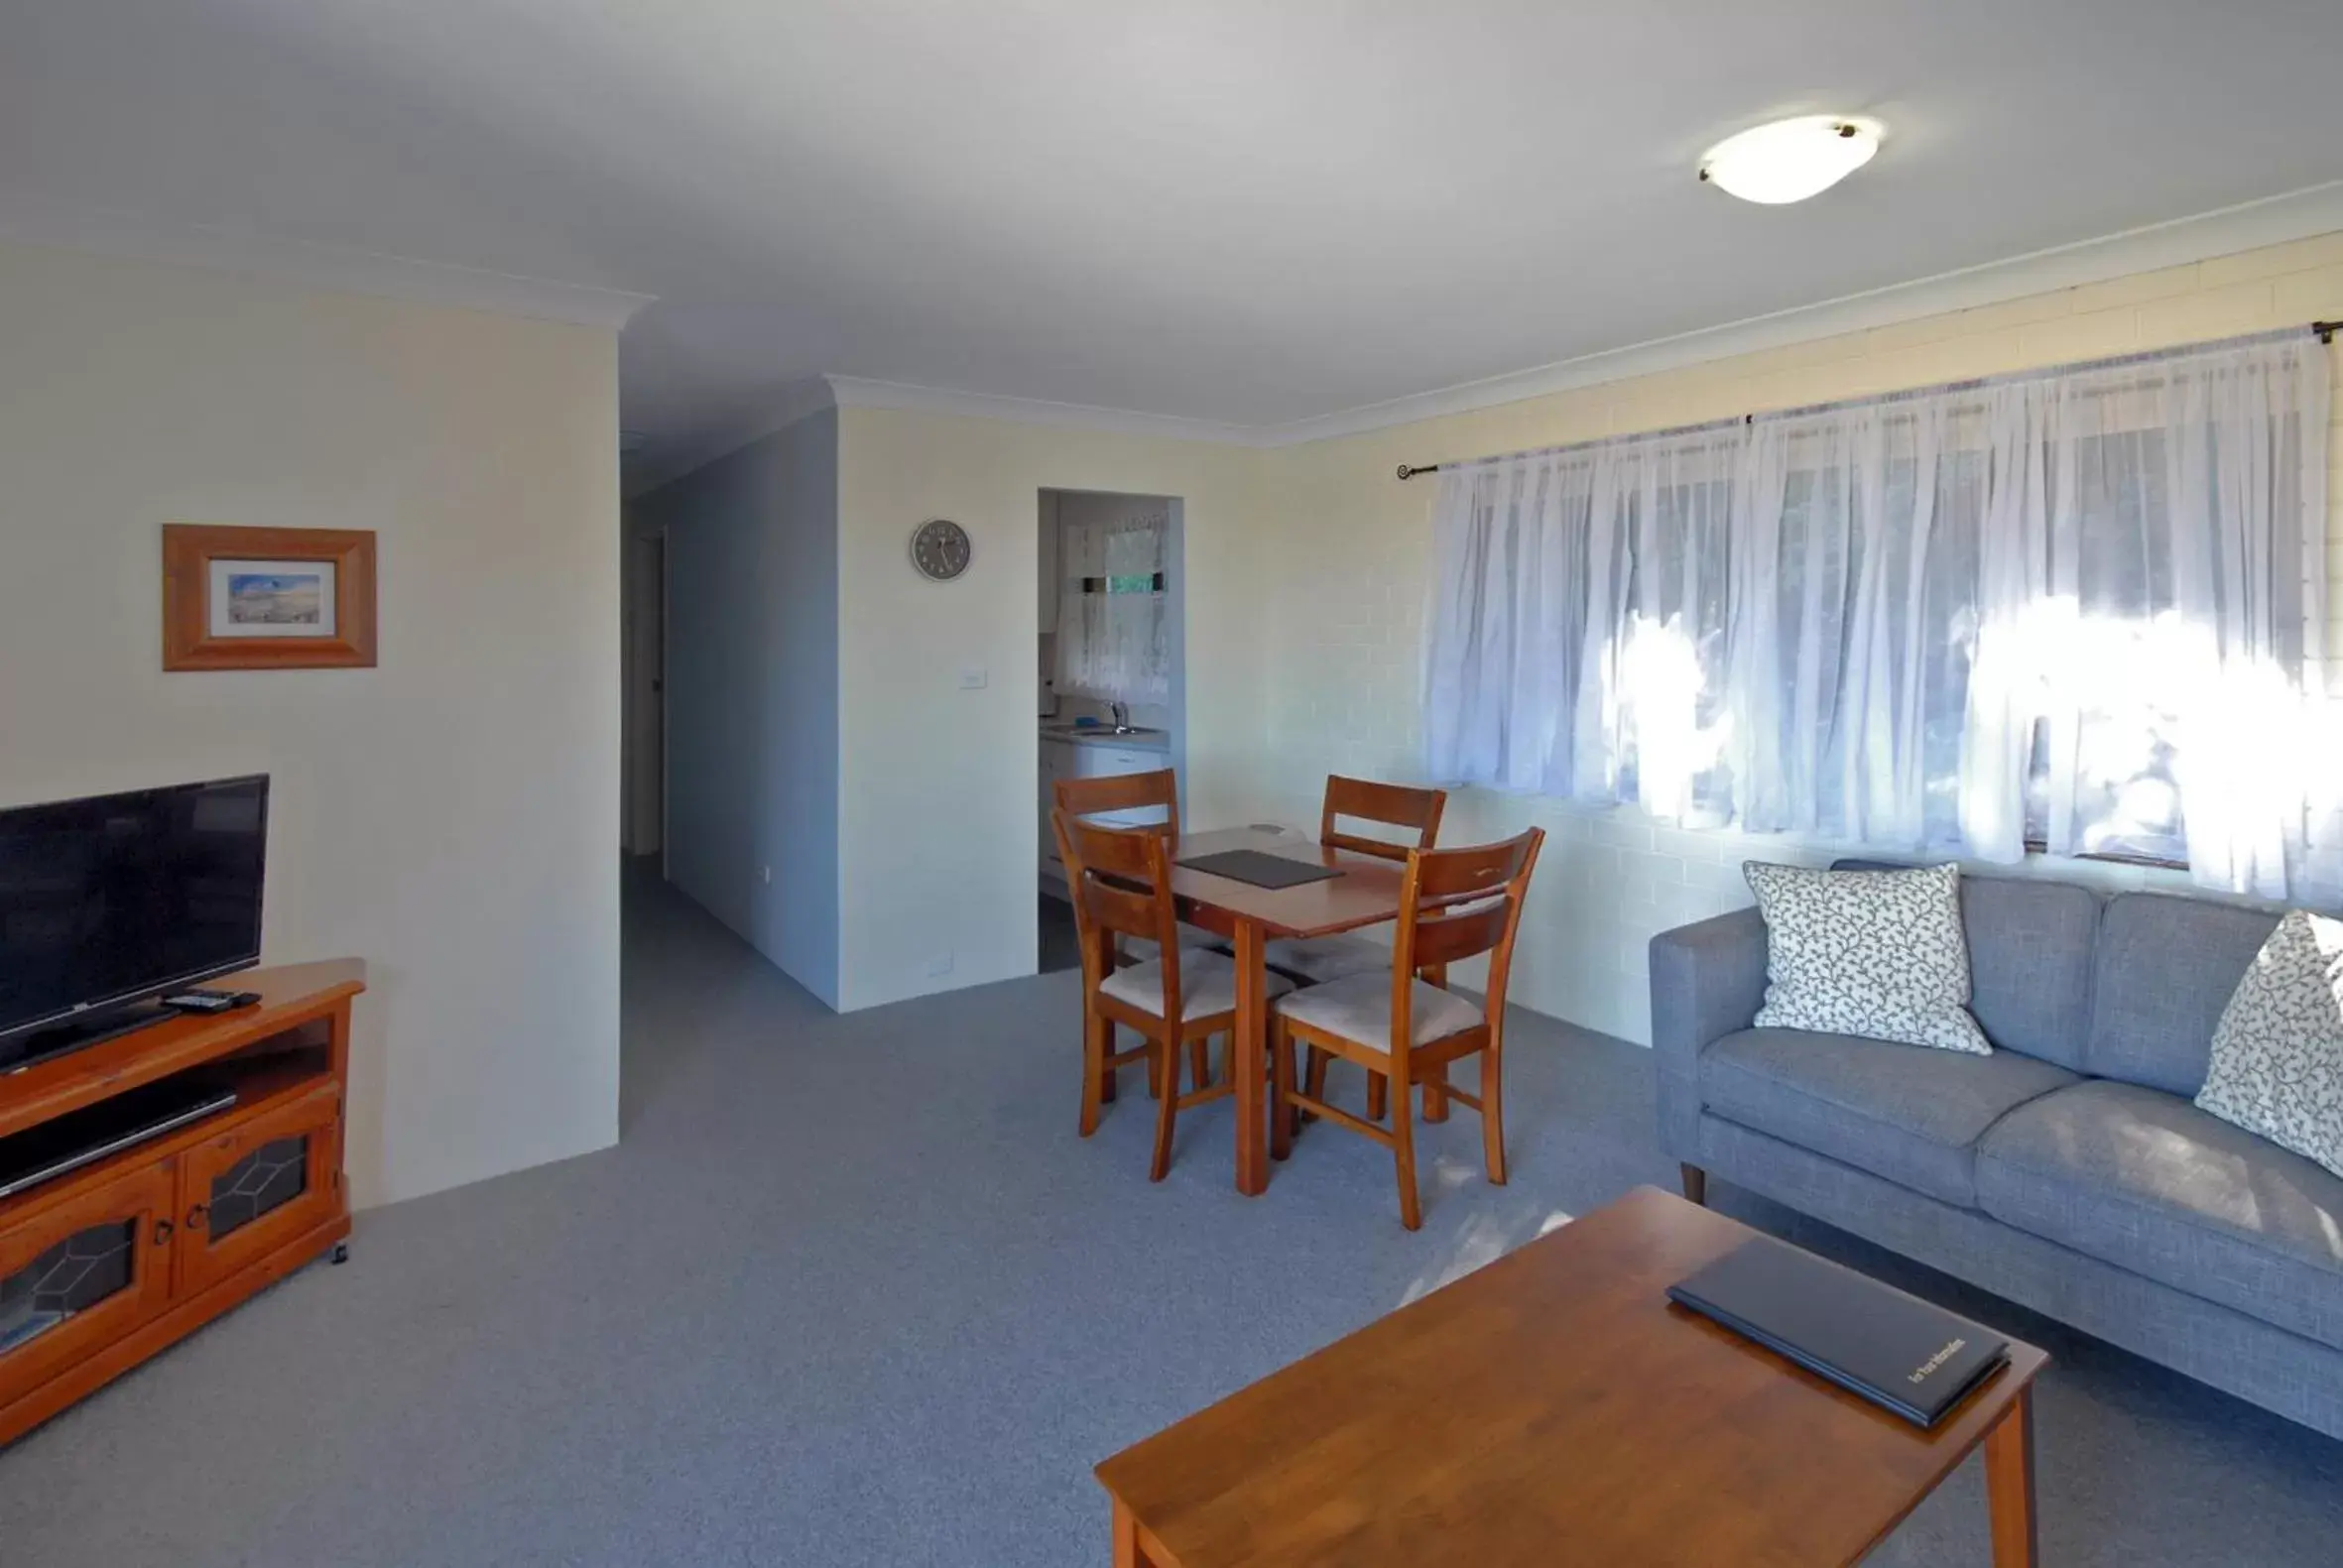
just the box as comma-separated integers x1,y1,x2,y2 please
1177,849,1342,890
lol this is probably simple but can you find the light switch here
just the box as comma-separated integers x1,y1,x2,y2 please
959,665,988,689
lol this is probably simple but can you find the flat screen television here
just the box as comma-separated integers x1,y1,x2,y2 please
0,776,268,1068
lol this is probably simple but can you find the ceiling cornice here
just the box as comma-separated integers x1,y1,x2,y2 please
0,191,654,330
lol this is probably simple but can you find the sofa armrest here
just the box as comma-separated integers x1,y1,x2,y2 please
1648,907,1769,1158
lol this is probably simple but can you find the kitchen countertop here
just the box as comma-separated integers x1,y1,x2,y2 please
1040,723,1172,753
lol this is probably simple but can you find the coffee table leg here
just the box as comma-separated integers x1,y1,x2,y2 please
1233,918,1268,1195
1110,1495,1136,1567
1983,1385,2038,1567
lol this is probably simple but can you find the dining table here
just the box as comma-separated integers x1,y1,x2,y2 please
1164,824,1418,1196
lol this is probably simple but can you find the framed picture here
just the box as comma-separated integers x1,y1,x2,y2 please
163,524,377,670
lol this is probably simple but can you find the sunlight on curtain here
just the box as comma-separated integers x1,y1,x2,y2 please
1423,428,1736,819
1055,509,1171,702
1422,334,2339,905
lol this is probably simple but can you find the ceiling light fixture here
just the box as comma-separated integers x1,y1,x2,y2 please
1699,116,1882,204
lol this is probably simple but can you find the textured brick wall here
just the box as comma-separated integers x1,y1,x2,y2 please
1258,232,2343,1044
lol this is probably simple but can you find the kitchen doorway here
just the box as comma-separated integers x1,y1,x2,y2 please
1037,488,1186,972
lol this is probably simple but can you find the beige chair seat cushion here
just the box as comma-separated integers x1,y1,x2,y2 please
1122,926,1226,961
1101,951,1294,1022
1263,933,1392,986
1275,973,1485,1053
1120,927,1227,965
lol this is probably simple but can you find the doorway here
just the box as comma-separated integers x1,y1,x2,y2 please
1037,489,1186,973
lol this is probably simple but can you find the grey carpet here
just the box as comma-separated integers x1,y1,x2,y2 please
2,871,2340,1566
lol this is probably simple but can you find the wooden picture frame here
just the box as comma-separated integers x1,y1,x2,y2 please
162,524,377,670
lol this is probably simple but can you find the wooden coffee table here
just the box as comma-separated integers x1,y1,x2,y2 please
1096,1186,2046,1567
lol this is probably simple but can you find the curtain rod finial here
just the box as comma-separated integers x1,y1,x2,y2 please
1398,463,1436,481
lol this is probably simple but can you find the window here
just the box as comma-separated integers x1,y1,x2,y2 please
1055,510,1171,702
1424,334,2337,905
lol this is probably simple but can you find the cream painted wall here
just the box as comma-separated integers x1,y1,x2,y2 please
0,241,622,1206
1258,230,2343,1045
832,408,1271,1011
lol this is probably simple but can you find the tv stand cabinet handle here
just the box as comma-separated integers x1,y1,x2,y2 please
185,1203,207,1233
153,1218,174,1247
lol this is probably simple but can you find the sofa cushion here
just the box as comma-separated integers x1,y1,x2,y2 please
1959,878,2103,1069
2086,894,2279,1095
1833,860,2100,1067
1699,1027,2079,1208
1977,1079,2343,1353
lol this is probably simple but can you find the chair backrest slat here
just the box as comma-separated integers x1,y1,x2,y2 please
1319,776,1446,862
1411,836,1528,902
1081,877,1165,944
1408,903,1515,970
1054,769,1180,837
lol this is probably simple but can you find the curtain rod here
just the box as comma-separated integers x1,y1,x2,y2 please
1394,319,2342,480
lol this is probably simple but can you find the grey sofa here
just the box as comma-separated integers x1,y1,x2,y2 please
1652,868,2343,1441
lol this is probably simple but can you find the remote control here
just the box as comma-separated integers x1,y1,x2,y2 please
160,989,262,1014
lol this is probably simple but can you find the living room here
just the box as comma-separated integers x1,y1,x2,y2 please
3,4,2343,1566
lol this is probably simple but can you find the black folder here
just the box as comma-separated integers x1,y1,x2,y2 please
1667,1235,2010,1427
1175,849,1340,890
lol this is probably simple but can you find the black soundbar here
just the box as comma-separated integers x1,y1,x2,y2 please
0,1078,239,1201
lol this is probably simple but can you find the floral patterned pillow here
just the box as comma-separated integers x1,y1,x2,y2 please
2196,909,2343,1181
1743,862,1991,1055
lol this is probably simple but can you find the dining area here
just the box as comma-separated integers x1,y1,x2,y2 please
1048,771,1545,1230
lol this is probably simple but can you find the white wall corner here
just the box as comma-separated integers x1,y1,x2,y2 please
0,189,654,330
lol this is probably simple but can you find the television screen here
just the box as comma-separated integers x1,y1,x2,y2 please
0,776,268,1048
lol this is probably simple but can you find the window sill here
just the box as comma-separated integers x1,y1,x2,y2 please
2021,840,2187,873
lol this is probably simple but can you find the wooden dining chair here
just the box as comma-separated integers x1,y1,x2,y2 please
1259,777,1448,1122
1262,776,1447,988
1271,827,1544,1230
1054,807,1295,1178
1052,767,1221,1086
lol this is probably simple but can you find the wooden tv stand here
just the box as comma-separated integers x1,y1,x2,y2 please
0,960,363,1447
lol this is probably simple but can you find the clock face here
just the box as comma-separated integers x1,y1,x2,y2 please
911,518,972,581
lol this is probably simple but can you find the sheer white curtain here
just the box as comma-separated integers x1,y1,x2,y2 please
1423,426,1736,820
1423,332,2339,904
1056,509,1171,703
1730,392,1991,850
1965,339,2336,900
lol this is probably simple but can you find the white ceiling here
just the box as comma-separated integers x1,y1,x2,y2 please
5,1,2342,483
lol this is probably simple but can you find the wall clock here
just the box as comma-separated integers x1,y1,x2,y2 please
910,518,972,582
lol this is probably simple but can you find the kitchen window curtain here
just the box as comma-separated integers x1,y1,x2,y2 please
1422,333,2338,904
1055,509,1172,703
